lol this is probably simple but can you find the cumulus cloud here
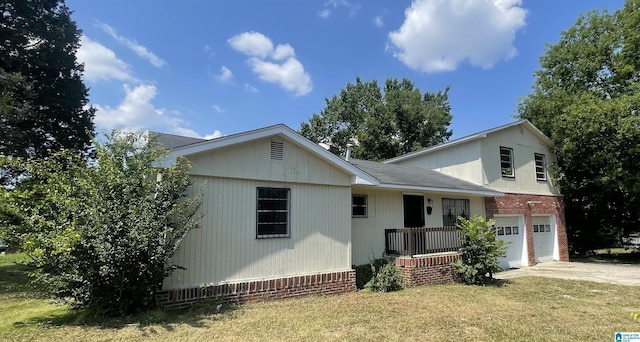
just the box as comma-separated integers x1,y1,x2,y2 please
374,15,384,27
77,35,134,82
388,0,527,73
94,84,218,139
217,66,233,82
228,32,312,96
319,0,360,18
244,83,259,93
97,22,167,68
318,9,331,18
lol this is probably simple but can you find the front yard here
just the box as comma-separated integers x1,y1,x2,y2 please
1,253,638,341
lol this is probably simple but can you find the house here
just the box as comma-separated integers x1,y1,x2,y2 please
153,120,568,308
386,120,570,268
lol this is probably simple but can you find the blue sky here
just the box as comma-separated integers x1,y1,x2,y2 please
68,0,624,140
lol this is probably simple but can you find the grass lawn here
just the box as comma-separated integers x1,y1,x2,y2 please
573,248,640,265
1,253,639,341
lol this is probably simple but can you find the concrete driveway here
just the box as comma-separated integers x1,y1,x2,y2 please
495,261,640,286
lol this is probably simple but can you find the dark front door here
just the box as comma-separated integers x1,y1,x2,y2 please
403,195,425,228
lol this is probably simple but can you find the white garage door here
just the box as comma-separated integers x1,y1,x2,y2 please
532,216,555,262
495,215,526,269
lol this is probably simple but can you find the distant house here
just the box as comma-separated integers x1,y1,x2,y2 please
154,120,569,307
386,120,570,268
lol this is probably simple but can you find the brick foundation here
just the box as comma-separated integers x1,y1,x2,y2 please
156,270,356,310
395,253,460,286
485,193,569,265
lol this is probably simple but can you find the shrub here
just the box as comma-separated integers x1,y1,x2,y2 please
0,131,203,316
353,259,388,289
452,215,509,285
364,263,403,292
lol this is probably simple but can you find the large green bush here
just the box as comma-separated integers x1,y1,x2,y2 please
364,263,403,292
0,131,203,316
452,216,509,285
353,258,388,289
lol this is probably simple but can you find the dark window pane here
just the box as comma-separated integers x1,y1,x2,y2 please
258,199,288,210
258,223,288,236
505,226,512,235
352,206,366,217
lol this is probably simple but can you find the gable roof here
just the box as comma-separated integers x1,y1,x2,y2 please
151,131,205,149
385,120,553,164
350,159,502,196
160,124,379,185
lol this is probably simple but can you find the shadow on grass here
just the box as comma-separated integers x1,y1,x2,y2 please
0,255,39,297
572,251,640,265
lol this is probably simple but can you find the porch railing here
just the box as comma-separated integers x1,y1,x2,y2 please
385,226,463,257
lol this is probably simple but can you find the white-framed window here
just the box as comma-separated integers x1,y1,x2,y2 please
442,198,470,226
534,153,546,181
496,226,519,236
533,224,551,233
500,146,515,178
352,194,368,218
256,187,290,238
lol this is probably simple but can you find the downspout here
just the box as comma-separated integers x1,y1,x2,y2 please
345,144,353,161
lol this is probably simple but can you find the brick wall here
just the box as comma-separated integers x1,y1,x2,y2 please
156,270,356,310
395,253,460,286
484,193,569,265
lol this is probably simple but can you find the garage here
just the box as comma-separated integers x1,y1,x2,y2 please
532,215,556,262
494,215,526,269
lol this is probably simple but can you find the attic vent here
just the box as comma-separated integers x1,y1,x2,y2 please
270,140,284,160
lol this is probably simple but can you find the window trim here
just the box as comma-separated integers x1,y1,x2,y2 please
256,187,290,239
534,153,547,181
352,194,368,218
500,146,515,178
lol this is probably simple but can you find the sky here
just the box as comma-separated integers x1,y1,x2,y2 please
67,0,625,141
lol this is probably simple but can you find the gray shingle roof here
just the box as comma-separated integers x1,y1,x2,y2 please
350,159,500,195
151,131,205,149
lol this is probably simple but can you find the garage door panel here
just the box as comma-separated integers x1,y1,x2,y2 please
495,216,525,269
533,216,554,262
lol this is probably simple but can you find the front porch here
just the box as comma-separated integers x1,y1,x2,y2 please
384,226,463,257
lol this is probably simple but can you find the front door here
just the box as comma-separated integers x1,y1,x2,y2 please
403,195,425,228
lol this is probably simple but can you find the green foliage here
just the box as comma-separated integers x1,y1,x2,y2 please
452,216,508,285
353,259,389,289
0,131,203,316
364,263,403,292
517,0,640,252
300,76,452,161
0,0,94,175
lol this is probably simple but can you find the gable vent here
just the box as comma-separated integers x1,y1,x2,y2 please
270,140,284,160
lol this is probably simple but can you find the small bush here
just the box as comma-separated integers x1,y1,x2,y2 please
364,263,403,292
452,215,509,285
353,259,388,289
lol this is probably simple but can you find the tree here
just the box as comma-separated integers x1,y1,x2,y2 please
0,131,203,316
452,216,508,285
517,0,640,252
300,77,452,161
0,0,95,163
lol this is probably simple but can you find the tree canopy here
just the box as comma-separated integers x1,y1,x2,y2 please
517,0,640,251
0,132,203,316
0,0,95,165
300,77,452,161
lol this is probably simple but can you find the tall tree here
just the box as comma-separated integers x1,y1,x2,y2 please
0,0,95,163
517,0,640,252
300,76,452,161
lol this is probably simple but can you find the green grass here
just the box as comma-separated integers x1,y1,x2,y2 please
573,248,640,264
1,253,639,341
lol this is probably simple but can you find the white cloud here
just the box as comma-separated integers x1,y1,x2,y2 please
318,9,331,18
203,45,216,58
94,84,216,139
77,35,134,82
228,32,312,96
217,66,233,82
212,105,225,113
228,32,274,59
244,83,259,93
374,15,384,27
97,22,167,68
203,131,223,140
248,57,312,96
388,0,527,73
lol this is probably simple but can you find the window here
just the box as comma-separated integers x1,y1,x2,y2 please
442,198,470,226
500,147,515,177
352,194,368,218
256,187,290,238
534,153,546,181
496,226,519,236
533,224,550,233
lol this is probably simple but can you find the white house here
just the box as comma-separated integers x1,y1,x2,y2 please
386,120,570,269
154,121,569,307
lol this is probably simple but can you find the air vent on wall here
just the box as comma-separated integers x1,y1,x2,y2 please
270,140,284,160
